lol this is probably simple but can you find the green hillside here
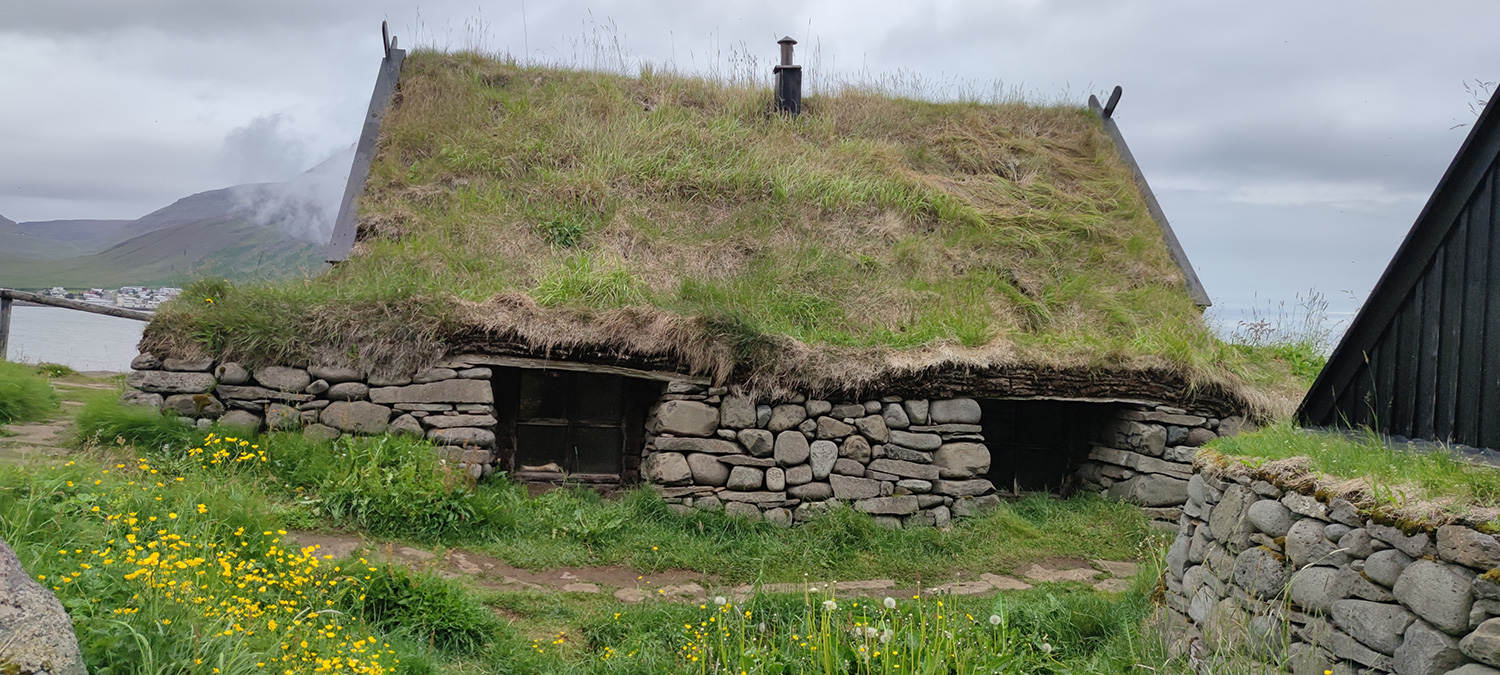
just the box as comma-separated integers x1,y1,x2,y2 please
1,217,323,289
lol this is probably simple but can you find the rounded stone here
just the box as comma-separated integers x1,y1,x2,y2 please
214,362,250,385
774,430,811,466
648,400,719,437
765,467,786,491
320,401,391,435
1233,546,1289,599
326,381,370,401
727,466,764,491
809,440,838,479
643,452,692,486
1394,559,1476,636
1365,549,1414,588
253,366,312,393
1246,498,1294,537
687,453,731,487
928,398,981,424
305,379,331,395
933,443,990,479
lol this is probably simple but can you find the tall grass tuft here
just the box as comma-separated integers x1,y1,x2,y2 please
0,360,60,426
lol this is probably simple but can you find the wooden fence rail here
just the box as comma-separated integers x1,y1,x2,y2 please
0,288,153,360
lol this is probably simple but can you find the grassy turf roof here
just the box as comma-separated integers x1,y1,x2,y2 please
142,51,1299,415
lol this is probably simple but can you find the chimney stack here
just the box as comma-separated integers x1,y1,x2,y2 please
773,36,802,115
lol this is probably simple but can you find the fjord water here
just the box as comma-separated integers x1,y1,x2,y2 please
5,306,144,371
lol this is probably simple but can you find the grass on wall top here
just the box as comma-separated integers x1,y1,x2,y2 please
142,51,1304,410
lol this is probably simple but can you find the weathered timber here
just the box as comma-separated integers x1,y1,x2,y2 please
0,290,153,322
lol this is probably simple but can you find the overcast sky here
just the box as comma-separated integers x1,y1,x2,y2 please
2,1,1496,339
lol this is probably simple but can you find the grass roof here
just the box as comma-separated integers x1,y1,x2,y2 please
142,51,1303,415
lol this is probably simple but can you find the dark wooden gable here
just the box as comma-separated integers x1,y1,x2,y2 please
1299,89,1500,448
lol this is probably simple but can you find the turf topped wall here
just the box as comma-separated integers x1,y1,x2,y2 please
1160,453,1500,675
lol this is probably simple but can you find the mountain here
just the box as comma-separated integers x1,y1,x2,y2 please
0,148,351,289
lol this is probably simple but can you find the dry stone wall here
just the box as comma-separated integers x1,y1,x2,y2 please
122,354,499,478
1161,457,1500,675
641,382,1000,528
1077,405,1242,530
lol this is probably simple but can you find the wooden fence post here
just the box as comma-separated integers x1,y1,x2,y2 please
0,292,12,362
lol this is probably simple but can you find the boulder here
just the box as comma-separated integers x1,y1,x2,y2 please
652,437,743,454
1287,518,1349,569
1290,566,1352,613
1247,498,1295,537
737,429,775,457
1107,474,1189,507
763,508,792,526
755,405,772,428
369,379,493,405
881,404,910,430
1395,619,1468,675
130,353,161,370
264,403,299,431
765,467,786,491
897,479,932,493
867,458,941,481
326,382,370,401
774,431,811,466
317,401,390,434
125,370,215,394
1188,472,1222,506
720,395,757,429
933,443,990,479
928,398,981,424
833,458,865,476
830,474,881,500
788,482,833,501
305,379,330,395
412,368,457,384
1367,549,1415,588
888,430,942,451
1208,485,1256,551
0,540,87,675
1331,599,1417,655
644,453,693,485
1439,525,1500,570
1445,666,1500,675
1371,524,1435,558
932,479,995,497
646,400,719,437
902,399,929,425
855,415,891,443
253,366,311,393
303,423,341,441
214,362,250,385
162,357,214,371
163,393,224,418
219,409,263,432
428,427,496,448
1234,546,1289,599
766,404,808,432
687,453,731,486
388,414,424,439
727,466,764,491
816,417,856,440
1463,617,1500,667
119,390,163,411
725,502,761,518
809,440,838,479
784,464,814,486
1395,560,1476,636
839,435,872,463
804,400,833,417
855,496,920,516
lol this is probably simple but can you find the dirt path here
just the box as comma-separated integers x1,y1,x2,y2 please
0,377,113,466
285,531,1139,605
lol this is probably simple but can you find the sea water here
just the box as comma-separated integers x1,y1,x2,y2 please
4,305,145,372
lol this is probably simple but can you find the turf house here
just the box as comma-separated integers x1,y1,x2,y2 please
120,35,1288,529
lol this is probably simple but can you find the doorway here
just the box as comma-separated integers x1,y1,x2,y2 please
979,399,1105,494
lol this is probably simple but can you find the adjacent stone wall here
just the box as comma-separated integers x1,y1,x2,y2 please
1160,456,1500,675
122,354,499,478
1076,405,1244,530
640,382,1002,528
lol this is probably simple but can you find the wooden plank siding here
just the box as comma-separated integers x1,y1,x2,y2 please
1302,141,1500,448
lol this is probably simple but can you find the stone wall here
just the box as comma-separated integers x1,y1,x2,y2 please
122,355,500,478
1160,456,1500,675
640,383,999,528
1076,405,1242,530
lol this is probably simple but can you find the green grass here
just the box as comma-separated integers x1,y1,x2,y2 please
0,395,1188,673
135,51,1303,410
0,360,60,427
1210,423,1500,508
